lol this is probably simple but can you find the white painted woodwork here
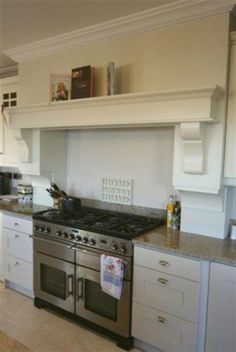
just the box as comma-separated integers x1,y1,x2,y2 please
132,302,197,352
134,246,200,281
206,262,236,352
224,32,236,185
180,122,205,174
2,214,33,296
133,265,199,323
3,254,33,291
3,229,32,263
17,129,67,185
3,214,32,235
6,87,224,129
0,77,20,167
3,0,235,63
132,246,203,352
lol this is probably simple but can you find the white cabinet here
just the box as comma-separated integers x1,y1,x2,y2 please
2,213,33,297
132,246,206,352
0,76,20,167
206,262,236,352
224,31,236,185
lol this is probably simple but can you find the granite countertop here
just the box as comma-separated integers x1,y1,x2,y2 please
0,200,48,218
133,226,236,266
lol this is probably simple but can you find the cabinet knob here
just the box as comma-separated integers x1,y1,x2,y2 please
156,316,167,324
158,277,169,285
13,261,19,266
14,234,19,239
159,260,169,267
14,222,19,227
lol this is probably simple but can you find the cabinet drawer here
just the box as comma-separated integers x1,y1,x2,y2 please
134,246,200,281
133,265,199,322
2,214,32,235
3,254,33,291
132,302,197,352
3,228,32,262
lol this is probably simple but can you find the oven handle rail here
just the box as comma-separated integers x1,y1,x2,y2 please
66,274,74,297
77,277,84,300
29,234,76,249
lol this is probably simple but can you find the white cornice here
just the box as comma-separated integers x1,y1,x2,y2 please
3,0,236,63
0,65,18,79
230,31,236,45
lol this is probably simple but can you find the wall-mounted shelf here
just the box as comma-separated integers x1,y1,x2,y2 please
5,86,224,130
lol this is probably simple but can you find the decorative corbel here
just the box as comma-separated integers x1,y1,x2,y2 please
12,129,31,163
180,122,206,174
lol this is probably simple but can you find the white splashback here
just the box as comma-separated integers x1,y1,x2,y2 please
66,127,176,209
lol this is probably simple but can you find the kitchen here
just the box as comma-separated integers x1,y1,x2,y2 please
0,0,236,352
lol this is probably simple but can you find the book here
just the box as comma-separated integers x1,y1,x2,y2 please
107,62,116,95
71,65,95,99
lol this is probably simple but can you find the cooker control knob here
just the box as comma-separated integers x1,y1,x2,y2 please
33,225,38,231
44,228,50,234
38,227,44,233
56,231,62,237
62,232,68,238
112,244,118,251
120,245,126,253
82,237,88,244
69,234,75,240
89,239,96,246
75,235,81,241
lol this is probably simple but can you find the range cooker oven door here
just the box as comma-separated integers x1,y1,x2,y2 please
75,247,132,338
34,238,75,313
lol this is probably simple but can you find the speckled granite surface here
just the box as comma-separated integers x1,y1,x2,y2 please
0,201,48,218
133,226,236,266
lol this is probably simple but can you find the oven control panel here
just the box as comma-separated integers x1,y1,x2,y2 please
33,220,133,257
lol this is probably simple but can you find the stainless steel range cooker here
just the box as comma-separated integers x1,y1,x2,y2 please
32,207,164,350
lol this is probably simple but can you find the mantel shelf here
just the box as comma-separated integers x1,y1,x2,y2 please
6,86,224,130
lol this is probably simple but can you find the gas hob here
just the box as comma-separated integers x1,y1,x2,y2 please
33,207,165,257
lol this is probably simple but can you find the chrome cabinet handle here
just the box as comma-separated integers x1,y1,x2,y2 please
158,277,169,285
159,260,169,267
157,316,167,324
66,274,74,297
77,277,84,300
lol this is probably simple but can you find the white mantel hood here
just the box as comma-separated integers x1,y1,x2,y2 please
6,86,224,130
5,86,225,177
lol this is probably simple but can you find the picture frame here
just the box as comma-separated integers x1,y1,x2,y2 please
50,73,71,102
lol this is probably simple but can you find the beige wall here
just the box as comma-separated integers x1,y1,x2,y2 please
18,13,229,106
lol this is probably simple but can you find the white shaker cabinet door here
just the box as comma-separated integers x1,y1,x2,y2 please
206,262,236,352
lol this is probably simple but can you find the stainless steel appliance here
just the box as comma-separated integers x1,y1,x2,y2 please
32,207,164,350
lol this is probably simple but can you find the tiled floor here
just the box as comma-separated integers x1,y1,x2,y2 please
0,283,140,352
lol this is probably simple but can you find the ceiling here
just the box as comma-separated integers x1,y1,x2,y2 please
0,0,176,74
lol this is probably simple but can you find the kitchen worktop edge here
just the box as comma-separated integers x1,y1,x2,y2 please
0,201,49,218
133,226,236,267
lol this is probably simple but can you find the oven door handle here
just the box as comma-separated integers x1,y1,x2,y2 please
29,235,76,249
66,274,74,298
77,277,84,301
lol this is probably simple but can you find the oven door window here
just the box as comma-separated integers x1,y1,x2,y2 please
41,264,66,300
85,279,117,321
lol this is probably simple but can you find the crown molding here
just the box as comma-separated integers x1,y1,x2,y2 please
0,65,18,79
3,0,236,63
230,31,236,44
